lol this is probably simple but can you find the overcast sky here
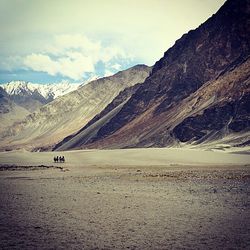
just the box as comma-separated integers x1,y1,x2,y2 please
0,0,226,83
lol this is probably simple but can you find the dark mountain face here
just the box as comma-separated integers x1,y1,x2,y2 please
173,92,250,143
59,0,250,150
91,0,249,141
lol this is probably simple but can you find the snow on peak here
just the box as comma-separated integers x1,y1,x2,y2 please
1,81,82,100
79,75,100,88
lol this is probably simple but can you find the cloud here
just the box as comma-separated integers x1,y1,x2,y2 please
111,63,122,70
23,34,131,80
46,34,101,55
24,54,57,75
24,52,95,80
0,0,226,82
0,56,24,71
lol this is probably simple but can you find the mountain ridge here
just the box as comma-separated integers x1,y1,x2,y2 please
0,65,151,151
57,0,250,151
1,81,82,112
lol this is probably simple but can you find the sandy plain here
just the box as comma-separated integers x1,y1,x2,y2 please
0,148,249,249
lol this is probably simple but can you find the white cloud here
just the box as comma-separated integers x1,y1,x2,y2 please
23,34,131,80
24,54,58,75
0,0,226,81
46,34,101,55
111,63,121,70
24,52,95,80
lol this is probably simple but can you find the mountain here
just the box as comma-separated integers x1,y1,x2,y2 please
54,82,143,150
0,87,12,114
1,81,81,112
57,0,250,151
0,65,150,151
0,87,30,133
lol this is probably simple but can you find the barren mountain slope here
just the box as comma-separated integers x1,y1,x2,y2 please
2,81,81,112
66,0,250,150
54,82,144,151
0,87,30,133
74,58,249,149
0,65,150,151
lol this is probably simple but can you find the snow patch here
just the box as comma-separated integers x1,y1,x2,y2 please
1,81,82,100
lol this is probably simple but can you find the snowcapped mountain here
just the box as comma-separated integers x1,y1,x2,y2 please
1,81,81,112
2,81,81,100
0,65,150,151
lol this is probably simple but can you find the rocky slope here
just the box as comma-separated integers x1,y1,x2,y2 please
54,82,144,150
58,0,250,151
0,65,150,151
0,87,30,133
0,87,13,114
2,81,81,112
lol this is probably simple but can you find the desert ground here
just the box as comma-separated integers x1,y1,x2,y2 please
0,148,250,249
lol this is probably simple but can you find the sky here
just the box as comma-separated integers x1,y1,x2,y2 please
0,0,226,84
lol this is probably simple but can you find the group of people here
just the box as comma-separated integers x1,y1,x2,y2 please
54,156,65,163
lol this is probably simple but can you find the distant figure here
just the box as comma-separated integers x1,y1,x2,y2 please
54,156,59,163
59,156,65,163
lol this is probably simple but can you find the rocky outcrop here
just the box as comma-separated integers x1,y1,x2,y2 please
173,92,250,143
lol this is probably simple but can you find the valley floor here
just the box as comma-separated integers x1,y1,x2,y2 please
0,148,249,249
